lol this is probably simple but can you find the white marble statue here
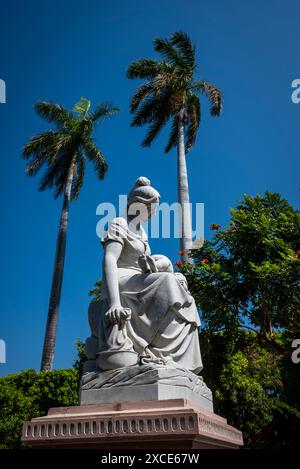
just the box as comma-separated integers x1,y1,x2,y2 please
86,176,203,375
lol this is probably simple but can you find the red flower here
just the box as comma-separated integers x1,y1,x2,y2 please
201,258,209,265
178,251,186,256
210,223,221,230
174,261,184,268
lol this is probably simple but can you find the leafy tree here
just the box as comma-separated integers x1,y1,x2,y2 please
0,369,79,449
198,329,300,447
180,191,300,447
22,98,119,371
183,192,300,346
127,31,223,262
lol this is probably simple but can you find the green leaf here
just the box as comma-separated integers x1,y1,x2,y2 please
73,97,91,116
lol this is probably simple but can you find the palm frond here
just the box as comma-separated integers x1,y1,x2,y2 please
127,32,223,155
140,85,180,148
23,132,72,176
25,151,49,177
91,102,119,123
71,150,85,200
22,131,59,159
131,71,179,114
130,83,154,114
23,99,115,199
53,157,73,199
164,115,180,153
130,96,158,127
83,139,108,180
73,97,91,116
185,94,201,152
127,59,166,79
153,37,183,67
191,80,223,116
34,102,73,128
170,31,195,69
141,114,168,147
38,152,69,194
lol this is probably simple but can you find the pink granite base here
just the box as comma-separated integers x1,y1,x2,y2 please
22,399,243,449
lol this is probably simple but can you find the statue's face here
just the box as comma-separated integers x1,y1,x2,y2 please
147,201,158,220
128,200,159,223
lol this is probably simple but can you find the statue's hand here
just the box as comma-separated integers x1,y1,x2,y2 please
152,254,174,273
105,305,131,326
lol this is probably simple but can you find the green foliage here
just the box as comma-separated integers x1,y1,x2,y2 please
181,191,300,447
89,279,102,301
127,31,223,153
216,345,277,440
73,97,91,116
0,368,79,449
73,338,88,377
184,192,300,341
199,330,300,447
22,99,119,199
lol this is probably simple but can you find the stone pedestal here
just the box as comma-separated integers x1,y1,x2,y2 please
80,365,214,412
22,398,243,449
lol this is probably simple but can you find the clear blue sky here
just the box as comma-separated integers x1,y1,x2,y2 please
0,0,299,375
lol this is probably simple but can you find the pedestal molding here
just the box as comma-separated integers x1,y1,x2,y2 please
22,398,243,449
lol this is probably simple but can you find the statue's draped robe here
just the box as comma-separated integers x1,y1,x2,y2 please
91,217,202,374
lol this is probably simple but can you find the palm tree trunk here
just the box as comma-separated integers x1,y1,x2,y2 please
40,162,75,371
177,115,193,263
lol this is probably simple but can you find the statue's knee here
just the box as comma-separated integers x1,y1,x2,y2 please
96,350,139,370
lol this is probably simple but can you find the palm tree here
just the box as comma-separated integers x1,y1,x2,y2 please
23,97,119,370
127,31,223,262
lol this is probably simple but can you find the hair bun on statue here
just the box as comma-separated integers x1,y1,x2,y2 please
135,176,151,188
127,176,160,206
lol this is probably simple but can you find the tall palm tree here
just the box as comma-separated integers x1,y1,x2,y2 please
127,31,223,262
23,98,119,370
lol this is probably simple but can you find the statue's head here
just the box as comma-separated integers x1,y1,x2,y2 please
127,176,160,222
